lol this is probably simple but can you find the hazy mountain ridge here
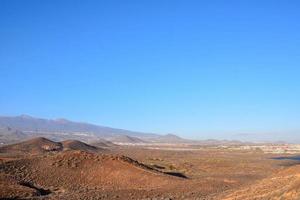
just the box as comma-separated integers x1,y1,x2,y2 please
0,115,188,145
0,126,28,145
0,115,250,146
0,115,156,137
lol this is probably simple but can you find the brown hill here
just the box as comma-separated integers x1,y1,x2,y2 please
220,164,300,200
0,151,184,199
90,139,117,148
0,137,63,154
0,137,101,154
61,140,100,152
108,135,146,143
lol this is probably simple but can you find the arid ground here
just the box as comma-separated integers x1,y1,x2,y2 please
1,138,300,200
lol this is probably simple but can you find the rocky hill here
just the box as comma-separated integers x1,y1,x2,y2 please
0,137,102,154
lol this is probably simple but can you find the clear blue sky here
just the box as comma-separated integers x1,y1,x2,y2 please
1,0,300,141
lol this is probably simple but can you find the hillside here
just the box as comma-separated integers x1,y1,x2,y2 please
0,137,101,154
219,164,300,199
0,137,63,154
107,135,146,143
0,150,184,199
61,140,100,152
90,139,117,148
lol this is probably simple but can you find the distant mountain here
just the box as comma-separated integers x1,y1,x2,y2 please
90,139,117,148
148,133,190,143
0,115,158,139
160,134,186,141
0,115,192,145
0,126,27,145
107,135,146,144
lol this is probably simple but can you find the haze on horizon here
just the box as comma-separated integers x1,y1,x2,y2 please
1,1,300,142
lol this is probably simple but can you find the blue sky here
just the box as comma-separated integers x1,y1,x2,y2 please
1,1,300,140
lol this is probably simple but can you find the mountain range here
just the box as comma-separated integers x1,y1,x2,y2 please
0,115,186,145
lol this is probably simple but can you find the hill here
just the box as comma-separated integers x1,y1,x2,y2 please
90,139,117,148
0,137,100,154
61,140,100,152
148,133,190,143
219,164,300,200
107,135,146,144
0,137,63,154
0,150,184,199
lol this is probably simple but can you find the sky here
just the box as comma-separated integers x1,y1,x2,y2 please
1,0,300,141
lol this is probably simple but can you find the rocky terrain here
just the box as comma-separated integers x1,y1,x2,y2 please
0,151,186,199
219,164,300,200
1,137,300,199
0,138,189,199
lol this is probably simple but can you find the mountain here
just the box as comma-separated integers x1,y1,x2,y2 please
0,126,27,145
90,139,117,148
0,115,156,137
0,115,193,145
148,133,190,143
0,115,159,142
107,135,146,144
